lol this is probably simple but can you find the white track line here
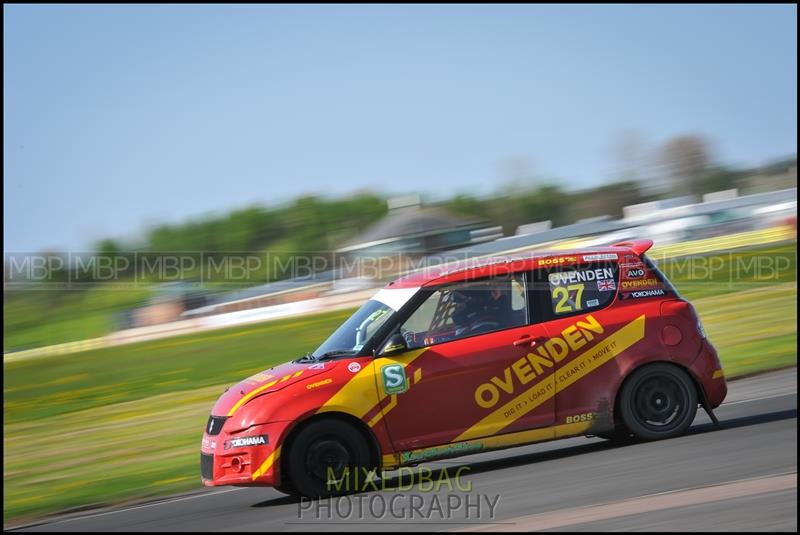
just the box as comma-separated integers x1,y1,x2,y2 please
721,392,797,406
456,472,797,532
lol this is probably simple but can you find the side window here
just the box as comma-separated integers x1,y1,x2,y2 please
400,274,527,349
536,261,619,320
612,254,676,302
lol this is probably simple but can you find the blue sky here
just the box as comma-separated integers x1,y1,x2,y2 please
4,4,797,252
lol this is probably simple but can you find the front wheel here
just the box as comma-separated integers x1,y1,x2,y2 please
619,363,698,441
284,419,372,498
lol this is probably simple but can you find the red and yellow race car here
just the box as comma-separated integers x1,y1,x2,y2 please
200,239,727,496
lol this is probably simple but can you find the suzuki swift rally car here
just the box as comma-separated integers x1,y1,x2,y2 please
200,239,727,497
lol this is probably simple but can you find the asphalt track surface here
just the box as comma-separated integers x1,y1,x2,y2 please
11,368,797,532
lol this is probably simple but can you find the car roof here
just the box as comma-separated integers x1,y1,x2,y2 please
386,239,653,289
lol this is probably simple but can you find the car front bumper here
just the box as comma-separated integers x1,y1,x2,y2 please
200,420,292,487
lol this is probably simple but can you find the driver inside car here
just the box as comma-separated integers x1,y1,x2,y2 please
454,284,512,336
408,288,484,346
402,277,523,348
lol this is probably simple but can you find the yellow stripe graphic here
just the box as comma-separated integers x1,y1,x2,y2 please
383,420,594,469
251,446,281,480
317,348,428,418
454,314,646,442
367,361,423,428
383,452,398,467
228,370,309,416
456,420,592,453
227,373,303,416
367,395,397,428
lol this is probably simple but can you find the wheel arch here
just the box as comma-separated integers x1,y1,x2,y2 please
610,360,706,430
277,411,382,487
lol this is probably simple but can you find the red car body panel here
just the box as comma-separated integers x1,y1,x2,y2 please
200,239,728,488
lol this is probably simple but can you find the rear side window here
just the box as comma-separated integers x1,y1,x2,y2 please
616,254,678,302
534,261,619,320
643,255,680,296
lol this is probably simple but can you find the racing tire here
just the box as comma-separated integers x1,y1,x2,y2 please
619,363,698,441
284,419,372,498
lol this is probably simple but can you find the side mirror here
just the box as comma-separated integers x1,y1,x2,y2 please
379,332,407,356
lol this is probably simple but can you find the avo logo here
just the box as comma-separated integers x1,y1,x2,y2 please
381,364,409,395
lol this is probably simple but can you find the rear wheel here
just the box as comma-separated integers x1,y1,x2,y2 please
284,419,372,498
619,363,698,441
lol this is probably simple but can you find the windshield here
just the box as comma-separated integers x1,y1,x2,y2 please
313,287,419,356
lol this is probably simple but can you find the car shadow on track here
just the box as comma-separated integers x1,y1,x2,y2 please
688,408,796,436
249,408,797,509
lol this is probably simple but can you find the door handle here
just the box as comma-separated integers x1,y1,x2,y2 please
513,335,547,348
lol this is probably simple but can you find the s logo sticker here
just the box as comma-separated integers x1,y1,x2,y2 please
381,364,408,395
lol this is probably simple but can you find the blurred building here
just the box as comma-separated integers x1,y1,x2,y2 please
125,282,211,327
182,277,332,318
120,187,796,329
179,197,502,320
336,195,498,257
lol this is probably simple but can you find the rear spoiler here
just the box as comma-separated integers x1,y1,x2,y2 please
611,239,653,256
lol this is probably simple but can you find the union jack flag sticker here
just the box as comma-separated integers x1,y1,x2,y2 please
597,279,616,291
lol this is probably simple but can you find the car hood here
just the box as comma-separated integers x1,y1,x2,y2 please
211,359,337,417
